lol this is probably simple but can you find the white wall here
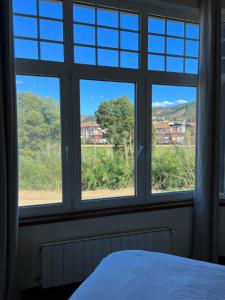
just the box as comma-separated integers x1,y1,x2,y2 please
18,207,193,289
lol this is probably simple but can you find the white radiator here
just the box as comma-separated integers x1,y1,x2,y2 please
41,228,171,288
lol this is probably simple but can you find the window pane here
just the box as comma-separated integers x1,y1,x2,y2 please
166,56,184,72
167,38,184,56
14,16,37,38
97,8,118,28
98,28,118,48
148,54,165,71
74,46,96,64
148,17,165,34
74,24,95,45
16,75,62,206
39,0,63,19
80,80,135,200
120,31,138,51
73,4,95,24
120,51,138,69
186,40,199,57
167,20,184,37
148,35,165,54
40,20,63,42
15,39,38,59
120,12,139,31
152,85,196,193
185,58,198,74
186,23,199,39
40,42,64,62
13,0,36,15
98,49,118,67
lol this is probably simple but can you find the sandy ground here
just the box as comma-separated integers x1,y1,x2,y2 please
19,187,134,206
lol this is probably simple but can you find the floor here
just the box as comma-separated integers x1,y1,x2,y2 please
20,283,81,300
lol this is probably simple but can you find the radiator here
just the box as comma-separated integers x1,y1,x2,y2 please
41,228,171,288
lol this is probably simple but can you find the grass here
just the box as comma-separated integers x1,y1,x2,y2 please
19,144,195,206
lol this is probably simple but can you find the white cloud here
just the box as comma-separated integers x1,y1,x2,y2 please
90,95,104,99
176,99,187,104
153,99,188,107
153,101,175,107
16,80,23,85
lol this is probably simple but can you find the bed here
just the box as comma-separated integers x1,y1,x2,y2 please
69,250,225,300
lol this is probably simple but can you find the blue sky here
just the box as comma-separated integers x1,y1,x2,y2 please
16,76,196,115
15,2,198,115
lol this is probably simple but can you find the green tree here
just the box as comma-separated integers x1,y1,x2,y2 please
17,92,60,156
95,97,134,163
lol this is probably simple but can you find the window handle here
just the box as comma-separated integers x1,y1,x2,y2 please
137,145,144,159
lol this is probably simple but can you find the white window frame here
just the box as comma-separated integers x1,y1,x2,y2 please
15,0,199,217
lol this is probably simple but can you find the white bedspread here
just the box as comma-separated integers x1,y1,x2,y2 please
69,250,225,300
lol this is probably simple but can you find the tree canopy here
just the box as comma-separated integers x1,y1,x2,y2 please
17,92,60,156
95,97,134,156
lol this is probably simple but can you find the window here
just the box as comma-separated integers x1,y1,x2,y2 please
148,17,199,74
80,80,136,200
13,0,64,61
14,1,199,216
151,85,197,193
73,3,140,68
16,75,62,207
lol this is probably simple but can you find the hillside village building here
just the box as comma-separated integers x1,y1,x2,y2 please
80,121,105,144
154,122,196,144
81,121,196,145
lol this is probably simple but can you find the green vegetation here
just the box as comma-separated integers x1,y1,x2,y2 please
18,92,195,195
152,101,196,122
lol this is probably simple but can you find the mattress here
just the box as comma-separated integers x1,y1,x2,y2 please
69,250,225,300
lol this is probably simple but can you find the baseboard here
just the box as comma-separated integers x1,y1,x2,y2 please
20,282,81,300
218,256,225,265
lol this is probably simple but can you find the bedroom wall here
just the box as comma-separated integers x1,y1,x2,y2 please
219,207,225,256
18,207,193,290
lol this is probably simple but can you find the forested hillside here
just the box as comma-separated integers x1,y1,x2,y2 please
152,102,196,122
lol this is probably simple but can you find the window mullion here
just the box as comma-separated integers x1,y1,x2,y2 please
140,12,148,70
64,0,74,65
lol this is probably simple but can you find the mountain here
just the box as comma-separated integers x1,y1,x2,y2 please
152,101,196,122
81,115,96,123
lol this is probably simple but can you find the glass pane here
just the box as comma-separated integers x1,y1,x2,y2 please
40,20,63,41
40,42,64,62
120,12,139,31
186,40,199,57
74,46,96,64
39,0,63,19
148,35,165,54
148,54,165,71
166,56,184,72
120,31,138,51
185,58,198,74
167,38,184,56
16,75,62,206
186,23,199,39
13,0,36,15
98,28,118,48
80,80,135,200
74,24,95,45
73,4,95,24
15,39,38,59
120,51,138,69
148,17,165,34
98,49,118,67
167,20,184,37
14,16,37,38
151,85,197,193
97,8,118,28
